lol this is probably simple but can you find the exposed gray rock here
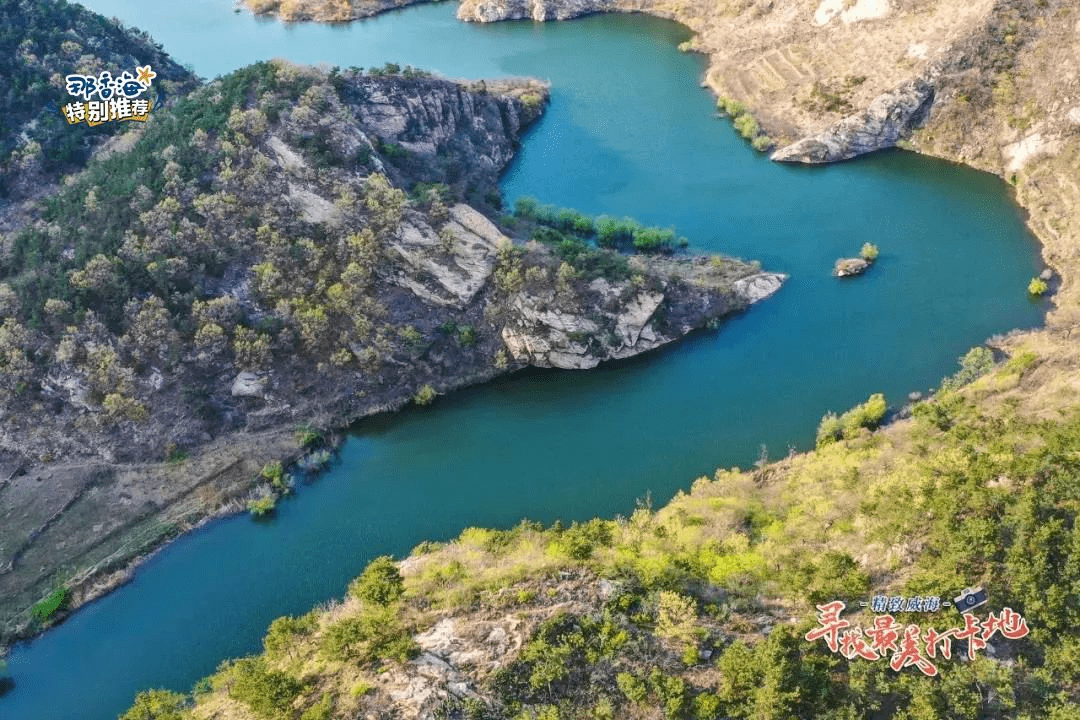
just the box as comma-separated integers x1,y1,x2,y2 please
457,0,623,22
500,267,786,370
733,272,786,303
387,205,506,308
834,257,871,277
772,78,935,163
230,372,268,398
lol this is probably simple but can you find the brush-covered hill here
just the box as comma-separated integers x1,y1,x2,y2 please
123,341,1080,719
0,58,783,643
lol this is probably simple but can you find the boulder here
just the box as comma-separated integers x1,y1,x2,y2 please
834,257,871,277
733,272,786,303
231,371,267,398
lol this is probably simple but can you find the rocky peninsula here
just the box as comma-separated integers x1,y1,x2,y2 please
0,44,783,644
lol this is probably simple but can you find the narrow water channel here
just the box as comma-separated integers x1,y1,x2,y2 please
0,3,1045,719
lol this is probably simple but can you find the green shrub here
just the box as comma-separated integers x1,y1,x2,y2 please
1029,277,1048,296
751,134,773,152
717,97,747,117
733,113,760,140
260,460,284,483
300,692,333,720
296,426,323,448
816,394,888,445
228,657,303,720
31,586,69,622
550,519,614,560
616,672,648,704
940,346,994,392
264,612,318,659
815,412,842,448
119,690,188,720
414,384,438,406
248,493,277,517
349,556,404,605
859,242,879,261
321,608,418,664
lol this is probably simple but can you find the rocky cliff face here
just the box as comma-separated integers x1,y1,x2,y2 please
501,268,783,369
771,77,935,163
456,0,627,22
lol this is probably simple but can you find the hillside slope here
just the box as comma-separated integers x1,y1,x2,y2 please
0,58,783,644
124,343,1080,718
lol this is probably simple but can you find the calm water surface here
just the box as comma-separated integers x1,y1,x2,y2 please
1,2,1045,718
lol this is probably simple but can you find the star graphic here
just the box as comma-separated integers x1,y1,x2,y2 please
135,65,157,86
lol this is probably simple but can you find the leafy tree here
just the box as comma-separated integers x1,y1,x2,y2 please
349,556,404,605
120,690,188,720
227,657,303,720
940,347,995,392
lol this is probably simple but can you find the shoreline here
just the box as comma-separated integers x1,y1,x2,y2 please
1,259,782,651
6,0,1070,660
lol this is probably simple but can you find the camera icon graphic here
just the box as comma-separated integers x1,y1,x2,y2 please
954,586,989,613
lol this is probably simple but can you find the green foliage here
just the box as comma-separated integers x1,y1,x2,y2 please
498,613,630,706
860,242,879,261
0,0,198,195
31,585,69,623
940,346,995,392
248,493,277,517
263,612,318,659
1029,277,1049,296
616,672,648,704
816,411,842,448
549,519,615,560
817,393,888,445
414,384,438,406
348,556,404,606
119,690,189,720
782,551,870,605
260,460,284,484
517,198,681,256
227,657,303,720
321,607,417,664
296,426,323,448
299,692,333,720
717,97,771,151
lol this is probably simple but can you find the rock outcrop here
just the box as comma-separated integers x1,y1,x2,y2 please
457,0,626,22
772,78,935,163
833,257,871,277
500,268,784,369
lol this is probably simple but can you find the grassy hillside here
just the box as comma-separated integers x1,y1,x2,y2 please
120,333,1080,718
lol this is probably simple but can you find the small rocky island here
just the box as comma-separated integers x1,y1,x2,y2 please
0,59,783,642
833,242,879,278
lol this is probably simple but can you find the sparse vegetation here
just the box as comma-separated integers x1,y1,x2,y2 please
717,97,772,152
130,343,1080,716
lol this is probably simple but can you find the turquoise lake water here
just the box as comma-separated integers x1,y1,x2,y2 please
0,2,1046,718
